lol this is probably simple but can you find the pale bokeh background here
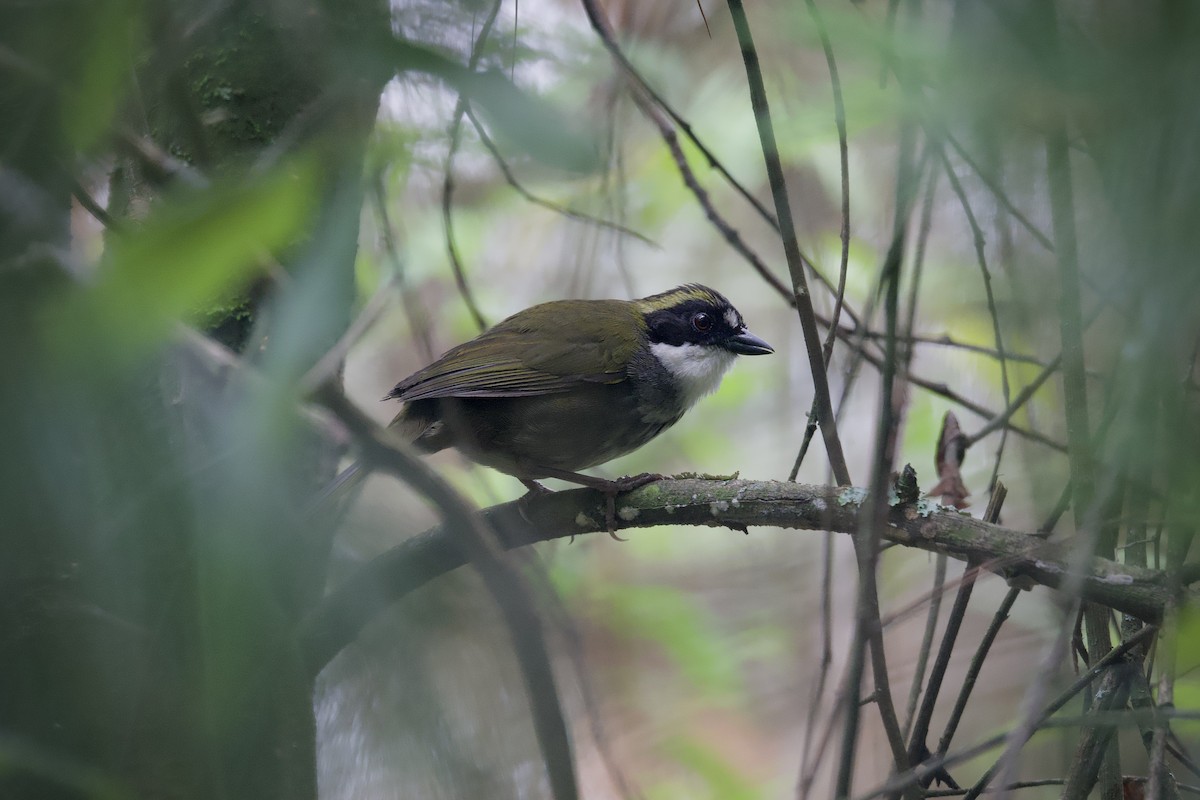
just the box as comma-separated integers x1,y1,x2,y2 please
314,2,1113,798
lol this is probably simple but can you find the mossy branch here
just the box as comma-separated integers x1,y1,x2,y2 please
302,477,1189,678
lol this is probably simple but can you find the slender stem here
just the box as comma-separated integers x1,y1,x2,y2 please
934,587,1018,758
725,0,852,488
939,149,1012,492
630,93,792,301
1041,9,1120,792
797,528,836,795
372,174,435,363
462,104,657,247
805,0,851,367
902,562,978,790
788,0,853,483
578,0,780,234
944,133,1054,252
840,121,923,800
957,626,1156,800
440,0,504,332
903,554,947,739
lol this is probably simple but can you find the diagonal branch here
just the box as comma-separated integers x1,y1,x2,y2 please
313,387,577,800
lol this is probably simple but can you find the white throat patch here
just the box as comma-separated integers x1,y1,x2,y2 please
650,342,737,409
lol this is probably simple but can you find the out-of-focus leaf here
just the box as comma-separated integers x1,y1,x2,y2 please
0,733,133,800
661,736,761,800
49,162,316,359
383,36,601,173
600,583,740,700
62,0,141,151
1174,607,1200,676
1170,677,1200,738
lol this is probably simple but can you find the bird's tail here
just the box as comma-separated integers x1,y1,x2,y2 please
307,402,442,516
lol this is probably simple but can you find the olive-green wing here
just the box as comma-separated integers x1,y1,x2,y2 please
385,299,644,402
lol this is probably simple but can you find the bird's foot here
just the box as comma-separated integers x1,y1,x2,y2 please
515,479,553,527
597,473,662,541
610,472,663,493
521,468,662,541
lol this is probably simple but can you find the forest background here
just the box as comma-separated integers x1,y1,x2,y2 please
3,1,1199,799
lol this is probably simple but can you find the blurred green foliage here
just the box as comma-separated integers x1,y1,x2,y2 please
4,0,1200,798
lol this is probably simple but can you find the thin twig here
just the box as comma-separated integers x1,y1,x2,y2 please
579,0,781,234
944,133,1054,252
725,0,851,488
903,554,947,740
901,563,978,791
796,528,836,794
838,108,924,800
71,178,121,231
372,173,435,364
903,163,940,372
462,104,658,248
845,327,1082,372
788,0,852,484
939,148,1012,493
630,93,792,295
806,0,851,367
441,0,504,332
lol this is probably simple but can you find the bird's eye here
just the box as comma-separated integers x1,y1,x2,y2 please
691,312,713,333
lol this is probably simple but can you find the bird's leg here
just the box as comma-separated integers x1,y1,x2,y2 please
515,479,553,528
519,478,551,496
528,467,662,540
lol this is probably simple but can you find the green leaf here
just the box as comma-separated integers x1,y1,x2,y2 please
61,0,142,151
50,162,316,358
601,583,740,700
662,736,762,800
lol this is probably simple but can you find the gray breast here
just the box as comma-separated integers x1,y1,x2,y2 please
627,348,687,425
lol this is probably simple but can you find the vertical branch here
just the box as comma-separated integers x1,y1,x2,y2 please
902,554,945,739
441,0,504,332
724,1,920,794
372,175,435,364
788,0,852,481
834,130,924,800
1047,117,1094,519
1043,8,1122,793
804,0,851,367
724,0,851,488
796,528,836,794
939,150,1012,493
1149,598,1179,800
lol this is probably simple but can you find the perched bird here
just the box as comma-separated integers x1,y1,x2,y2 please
321,284,772,521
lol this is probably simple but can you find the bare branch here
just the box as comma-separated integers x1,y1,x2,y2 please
302,477,1186,683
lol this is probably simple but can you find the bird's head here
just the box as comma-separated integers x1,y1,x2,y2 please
634,284,773,406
